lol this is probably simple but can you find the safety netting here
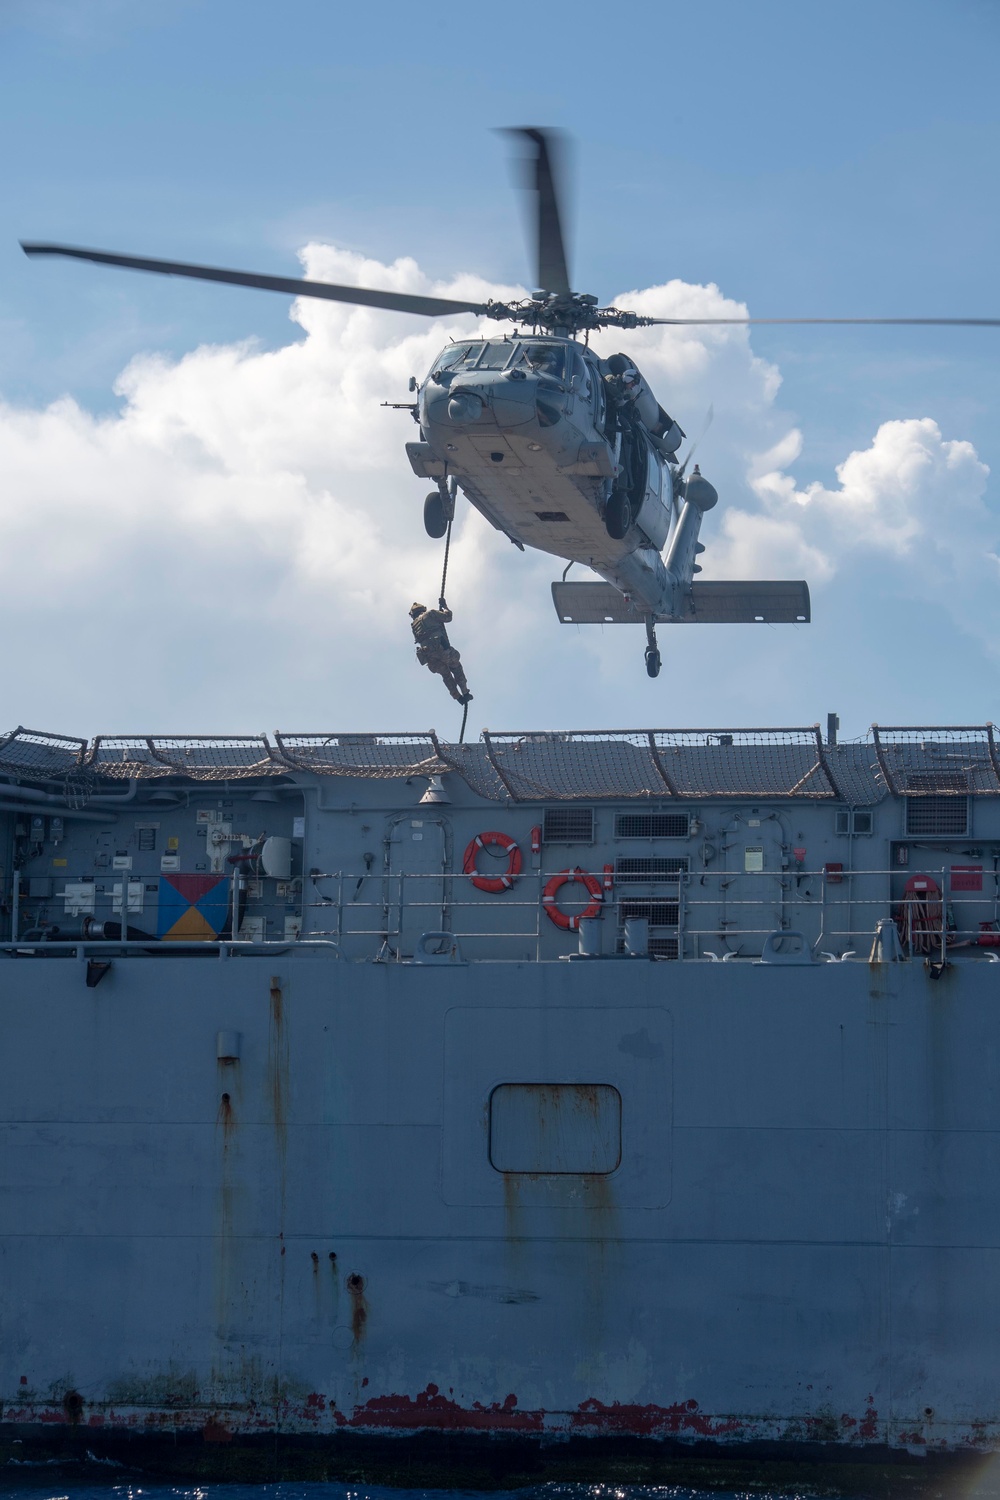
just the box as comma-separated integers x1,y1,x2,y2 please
0,727,89,779
651,728,839,799
449,727,843,801
273,733,446,779
2,724,998,804
89,736,284,781
871,724,1000,796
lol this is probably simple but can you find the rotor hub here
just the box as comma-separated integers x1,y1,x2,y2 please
484,293,652,337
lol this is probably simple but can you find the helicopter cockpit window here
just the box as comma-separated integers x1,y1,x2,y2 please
473,341,517,370
520,343,566,380
434,343,477,372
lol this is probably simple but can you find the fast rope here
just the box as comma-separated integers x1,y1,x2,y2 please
439,511,453,603
443,516,471,743
438,510,468,743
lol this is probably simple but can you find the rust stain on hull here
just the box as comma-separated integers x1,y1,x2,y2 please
346,1273,368,1345
269,974,288,1157
6,1391,996,1455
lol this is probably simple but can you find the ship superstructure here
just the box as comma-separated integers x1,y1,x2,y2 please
2,720,999,1477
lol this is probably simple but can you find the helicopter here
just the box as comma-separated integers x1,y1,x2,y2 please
21,130,1000,678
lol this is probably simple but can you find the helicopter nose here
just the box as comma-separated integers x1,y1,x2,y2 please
447,391,484,424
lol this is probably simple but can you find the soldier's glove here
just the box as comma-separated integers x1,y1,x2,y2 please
438,597,447,611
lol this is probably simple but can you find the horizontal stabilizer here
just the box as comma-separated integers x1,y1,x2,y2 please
551,580,811,625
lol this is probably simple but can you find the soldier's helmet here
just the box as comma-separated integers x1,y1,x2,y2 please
409,603,424,617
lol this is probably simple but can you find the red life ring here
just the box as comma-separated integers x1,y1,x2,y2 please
463,830,522,893
542,867,604,930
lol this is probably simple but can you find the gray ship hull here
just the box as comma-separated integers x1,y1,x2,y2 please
2,956,997,1461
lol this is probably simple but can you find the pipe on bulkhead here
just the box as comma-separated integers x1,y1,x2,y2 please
0,778,139,807
0,801,117,824
19,918,155,942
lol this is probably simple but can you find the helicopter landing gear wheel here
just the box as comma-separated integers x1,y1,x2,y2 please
423,490,448,539
644,617,660,678
605,489,633,540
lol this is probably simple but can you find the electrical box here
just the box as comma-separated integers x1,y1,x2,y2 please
113,881,144,914
62,883,97,916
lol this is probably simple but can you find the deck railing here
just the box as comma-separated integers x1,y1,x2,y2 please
6,864,1000,966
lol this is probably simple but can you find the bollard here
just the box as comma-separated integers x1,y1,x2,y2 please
578,917,602,958
624,917,649,957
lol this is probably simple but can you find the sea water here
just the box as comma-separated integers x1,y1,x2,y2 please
0,1486,827,1500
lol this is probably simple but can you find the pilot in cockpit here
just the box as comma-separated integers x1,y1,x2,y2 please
523,344,563,378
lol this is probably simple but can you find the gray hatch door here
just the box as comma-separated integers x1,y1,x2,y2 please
384,815,447,958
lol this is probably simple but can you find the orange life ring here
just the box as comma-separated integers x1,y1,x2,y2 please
463,830,522,893
543,867,604,930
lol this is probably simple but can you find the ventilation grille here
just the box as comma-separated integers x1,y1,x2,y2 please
615,856,688,885
618,897,680,928
615,812,690,838
905,796,969,837
542,807,594,842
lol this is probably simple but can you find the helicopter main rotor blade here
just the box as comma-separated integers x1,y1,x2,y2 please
20,243,491,320
641,316,1000,327
510,129,572,298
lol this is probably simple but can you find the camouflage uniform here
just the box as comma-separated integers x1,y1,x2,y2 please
409,601,472,704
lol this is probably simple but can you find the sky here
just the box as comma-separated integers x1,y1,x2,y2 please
0,0,998,743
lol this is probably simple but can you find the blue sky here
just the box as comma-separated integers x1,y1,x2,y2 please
0,0,998,740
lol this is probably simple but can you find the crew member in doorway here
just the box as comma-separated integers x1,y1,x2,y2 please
409,600,472,704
